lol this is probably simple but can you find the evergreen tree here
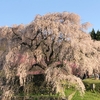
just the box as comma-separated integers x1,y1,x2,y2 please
96,30,100,40
90,28,96,40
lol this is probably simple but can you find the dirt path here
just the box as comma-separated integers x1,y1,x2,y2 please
67,91,76,100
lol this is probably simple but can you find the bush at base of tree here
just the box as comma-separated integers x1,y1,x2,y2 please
83,78,100,92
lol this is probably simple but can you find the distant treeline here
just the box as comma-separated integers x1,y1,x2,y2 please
90,29,100,40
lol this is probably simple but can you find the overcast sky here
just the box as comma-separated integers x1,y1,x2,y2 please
0,0,100,32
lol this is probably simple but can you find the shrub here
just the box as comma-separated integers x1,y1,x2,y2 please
83,78,100,92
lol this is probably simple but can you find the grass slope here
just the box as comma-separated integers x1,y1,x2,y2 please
72,91,100,100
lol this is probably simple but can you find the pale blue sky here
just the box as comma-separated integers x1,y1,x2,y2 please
0,0,99,32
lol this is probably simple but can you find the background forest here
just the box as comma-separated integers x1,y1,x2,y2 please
90,29,100,40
